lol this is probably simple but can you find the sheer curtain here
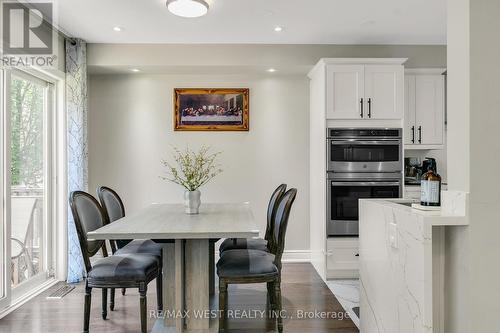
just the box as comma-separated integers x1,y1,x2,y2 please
66,39,88,282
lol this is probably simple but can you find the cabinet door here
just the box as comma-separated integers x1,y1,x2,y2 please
326,65,364,119
404,75,417,145
415,75,445,145
364,65,404,119
326,238,359,279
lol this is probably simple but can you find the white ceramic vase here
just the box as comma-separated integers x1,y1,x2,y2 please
184,190,201,214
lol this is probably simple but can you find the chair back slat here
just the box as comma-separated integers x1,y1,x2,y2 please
271,188,297,271
264,184,287,243
69,191,107,273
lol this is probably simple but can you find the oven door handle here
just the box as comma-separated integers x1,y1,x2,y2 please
331,181,400,186
330,140,400,145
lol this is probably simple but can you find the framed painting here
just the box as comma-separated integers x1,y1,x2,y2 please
173,88,249,131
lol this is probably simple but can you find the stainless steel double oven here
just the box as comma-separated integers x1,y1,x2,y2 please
327,128,403,236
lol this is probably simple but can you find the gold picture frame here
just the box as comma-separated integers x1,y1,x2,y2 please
174,88,249,131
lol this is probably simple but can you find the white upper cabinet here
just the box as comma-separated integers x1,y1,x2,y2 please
404,75,417,144
415,75,445,145
326,61,404,120
326,65,364,119
404,71,445,148
364,65,404,119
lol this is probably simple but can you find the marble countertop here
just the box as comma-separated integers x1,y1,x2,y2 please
359,197,469,226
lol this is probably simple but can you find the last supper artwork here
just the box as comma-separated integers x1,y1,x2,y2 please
173,88,249,131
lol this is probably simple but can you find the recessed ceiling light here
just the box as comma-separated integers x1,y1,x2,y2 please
130,68,141,72
267,68,276,73
274,26,283,32
113,26,122,32
166,0,209,18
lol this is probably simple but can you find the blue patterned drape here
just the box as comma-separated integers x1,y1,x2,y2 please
66,39,88,282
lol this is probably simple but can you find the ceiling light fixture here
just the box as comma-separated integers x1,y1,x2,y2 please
267,68,276,73
274,26,283,32
166,0,209,18
113,26,122,32
130,68,141,72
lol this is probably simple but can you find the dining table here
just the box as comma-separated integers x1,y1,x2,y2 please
87,202,259,333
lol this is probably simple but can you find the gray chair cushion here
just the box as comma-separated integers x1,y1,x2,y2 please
88,254,158,282
216,249,277,278
219,238,268,253
115,239,163,260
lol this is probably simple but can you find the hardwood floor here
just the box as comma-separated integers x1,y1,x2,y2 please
0,263,358,333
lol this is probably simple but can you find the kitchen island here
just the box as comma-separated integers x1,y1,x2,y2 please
359,191,468,333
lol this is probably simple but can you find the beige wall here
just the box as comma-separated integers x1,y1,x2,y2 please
446,1,470,192
468,0,500,331
446,0,500,332
445,1,471,332
88,73,310,251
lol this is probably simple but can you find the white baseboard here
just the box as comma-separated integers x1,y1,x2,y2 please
281,250,311,263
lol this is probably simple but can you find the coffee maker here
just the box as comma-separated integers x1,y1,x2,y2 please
422,157,437,173
405,157,422,185
404,157,438,185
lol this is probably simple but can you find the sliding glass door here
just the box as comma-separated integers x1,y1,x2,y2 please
0,69,54,310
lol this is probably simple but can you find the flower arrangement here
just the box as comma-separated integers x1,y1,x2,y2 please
161,146,223,192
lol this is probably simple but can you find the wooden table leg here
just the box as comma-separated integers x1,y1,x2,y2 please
185,239,210,330
163,241,185,332
163,243,175,327
209,240,215,295
174,240,185,332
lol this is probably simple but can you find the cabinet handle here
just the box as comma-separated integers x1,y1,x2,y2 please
360,98,364,118
418,126,422,143
355,253,359,257
367,98,372,118
411,126,415,143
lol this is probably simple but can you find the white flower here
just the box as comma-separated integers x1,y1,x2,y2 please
160,146,223,191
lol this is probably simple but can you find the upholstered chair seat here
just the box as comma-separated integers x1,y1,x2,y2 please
217,249,277,278
219,238,268,253
88,253,158,283
115,239,163,261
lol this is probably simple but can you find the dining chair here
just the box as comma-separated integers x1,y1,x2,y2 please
70,191,162,333
219,184,287,254
97,186,163,309
216,188,297,333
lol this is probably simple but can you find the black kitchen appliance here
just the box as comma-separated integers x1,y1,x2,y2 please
404,157,438,185
422,157,437,173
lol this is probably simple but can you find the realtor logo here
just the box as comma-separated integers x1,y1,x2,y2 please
1,1,57,68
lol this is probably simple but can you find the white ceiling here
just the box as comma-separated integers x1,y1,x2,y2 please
56,0,446,44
